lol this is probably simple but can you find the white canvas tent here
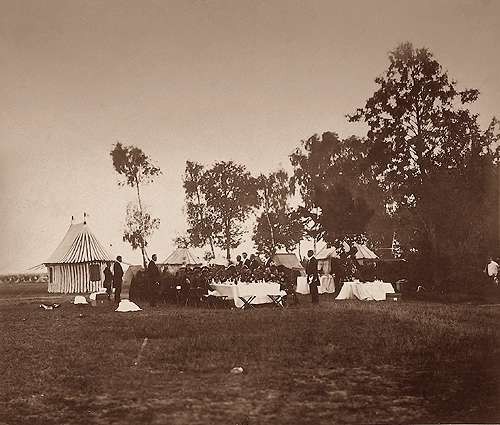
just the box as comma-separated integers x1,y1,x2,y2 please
210,255,230,267
317,242,378,274
272,253,305,275
44,221,113,293
123,264,143,289
162,247,202,273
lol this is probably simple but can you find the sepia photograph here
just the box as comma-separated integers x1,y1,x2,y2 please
1,0,499,423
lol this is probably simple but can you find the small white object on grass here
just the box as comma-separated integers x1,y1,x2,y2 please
73,296,88,305
132,337,149,367
40,303,61,310
115,299,142,312
89,291,106,301
230,367,244,375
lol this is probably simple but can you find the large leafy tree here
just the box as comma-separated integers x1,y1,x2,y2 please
253,170,304,256
183,161,219,257
123,203,160,259
110,142,161,267
202,161,258,259
348,42,500,284
290,132,387,251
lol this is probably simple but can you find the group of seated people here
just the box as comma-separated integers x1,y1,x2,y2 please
129,254,301,306
129,248,393,306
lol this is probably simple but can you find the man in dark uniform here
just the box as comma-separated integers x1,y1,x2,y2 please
103,262,113,300
113,256,124,304
306,250,320,304
148,254,161,307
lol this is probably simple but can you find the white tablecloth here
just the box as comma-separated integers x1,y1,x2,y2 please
335,281,395,301
296,275,335,295
210,282,285,308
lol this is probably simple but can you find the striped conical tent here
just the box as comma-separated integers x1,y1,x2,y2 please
44,222,113,293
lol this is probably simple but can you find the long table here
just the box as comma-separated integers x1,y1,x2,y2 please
209,282,286,309
335,281,395,301
296,275,335,295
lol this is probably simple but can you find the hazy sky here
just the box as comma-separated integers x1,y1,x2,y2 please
1,0,499,273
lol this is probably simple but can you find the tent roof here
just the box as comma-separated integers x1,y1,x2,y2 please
25,264,48,274
317,242,378,260
374,247,397,260
162,247,201,266
45,222,113,264
123,264,143,287
272,253,304,270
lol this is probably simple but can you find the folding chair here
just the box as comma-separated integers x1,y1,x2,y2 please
268,294,286,308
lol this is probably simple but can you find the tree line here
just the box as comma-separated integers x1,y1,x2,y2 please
110,42,500,289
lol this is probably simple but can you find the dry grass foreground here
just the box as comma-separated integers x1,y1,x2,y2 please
0,293,499,424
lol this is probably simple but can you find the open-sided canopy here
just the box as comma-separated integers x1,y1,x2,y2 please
45,222,113,264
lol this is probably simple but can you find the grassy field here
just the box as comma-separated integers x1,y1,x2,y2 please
0,285,499,424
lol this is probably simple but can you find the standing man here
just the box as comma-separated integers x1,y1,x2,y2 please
148,254,161,306
113,256,124,304
306,250,320,304
103,262,113,300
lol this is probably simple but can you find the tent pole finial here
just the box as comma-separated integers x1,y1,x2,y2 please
84,212,87,225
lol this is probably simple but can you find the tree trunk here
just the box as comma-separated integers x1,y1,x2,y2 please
194,184,215,257
208,237,215,258
263,187,276,253
265,210,275,254
428,224,440,288
225,218,231,260
135,180,143,213
140,244,147,269
135,180,147,268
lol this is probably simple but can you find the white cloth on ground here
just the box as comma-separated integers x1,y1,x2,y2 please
89,289,107,300
335,281,395,301
73,295,88,305
487,261,499,277
115,299,142,312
